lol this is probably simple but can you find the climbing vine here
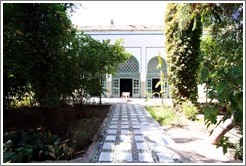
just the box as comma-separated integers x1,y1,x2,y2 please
164,3,202,106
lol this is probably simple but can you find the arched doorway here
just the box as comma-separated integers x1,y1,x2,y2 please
112,56,140,97
146,56,169,98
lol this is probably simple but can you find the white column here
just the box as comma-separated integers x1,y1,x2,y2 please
141,46,147,97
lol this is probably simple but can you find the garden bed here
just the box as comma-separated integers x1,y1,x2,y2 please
3,104,111,162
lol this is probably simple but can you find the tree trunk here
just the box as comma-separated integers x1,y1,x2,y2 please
77,89,85,118
208,118,234,145
99,76,102,107
42,106,48,131
99,94,102,107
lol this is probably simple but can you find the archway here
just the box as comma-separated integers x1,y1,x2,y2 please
146,56,169,98
112,56,140,97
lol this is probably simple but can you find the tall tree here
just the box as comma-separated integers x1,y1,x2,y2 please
199,3,243,155
165,3,243,157
72,33,130,106
3,3,77,108
164,3,202,106
3,3,130,110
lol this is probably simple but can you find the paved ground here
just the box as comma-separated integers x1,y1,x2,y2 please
85,102,186,163
89,97,213,106
43,99,241,163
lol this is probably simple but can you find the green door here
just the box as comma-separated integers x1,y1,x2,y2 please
112,78,120,97
133,78,140,97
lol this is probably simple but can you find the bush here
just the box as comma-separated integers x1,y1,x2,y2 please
164,4,202,106
3,130,76,163
146,106,180,126
181,100,198,121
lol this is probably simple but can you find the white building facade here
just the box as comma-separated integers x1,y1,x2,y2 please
80,25,170,98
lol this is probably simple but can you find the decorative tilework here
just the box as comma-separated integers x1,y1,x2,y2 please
105,135,116,141
140,119,147,121
121,130,131,134
121,125,129,128
133,129,142,134
136,142,149,150
135,135,145,141
98,152,114,162
109,125,118,129
132,125,140,129
102,143,115,150
138,153,154,162
107,130,117,134
91,103,181,163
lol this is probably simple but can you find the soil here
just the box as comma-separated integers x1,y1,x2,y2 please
3,104,111,160
162,114,243,163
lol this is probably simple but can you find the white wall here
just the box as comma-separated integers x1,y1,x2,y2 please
84,30,207,99
86,31,165,82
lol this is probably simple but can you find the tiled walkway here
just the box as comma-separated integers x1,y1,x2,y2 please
90,103,183,163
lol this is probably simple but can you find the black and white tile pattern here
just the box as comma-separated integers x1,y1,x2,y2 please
91,103,182,163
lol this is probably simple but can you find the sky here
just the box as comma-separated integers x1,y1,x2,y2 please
70,1,167,27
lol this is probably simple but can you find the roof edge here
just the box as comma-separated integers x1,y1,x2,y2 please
78,25,164,32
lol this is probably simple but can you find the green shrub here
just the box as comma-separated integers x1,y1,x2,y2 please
181,100,198,121
164,4,202,106
3,130,75,163
3,139,33,163
146,106,180,126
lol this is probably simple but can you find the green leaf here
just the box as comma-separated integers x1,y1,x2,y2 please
36,139,43,149
3,140,13,149
16,147,24,152
234,110,243,124
201,67,208,81
217,82,227,95
3,151,15,161
235,92,243,111
222,145,227,154
236,78,243,87
24,146,33,154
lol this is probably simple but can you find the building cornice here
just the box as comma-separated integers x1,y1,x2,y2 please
79,25,164,32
